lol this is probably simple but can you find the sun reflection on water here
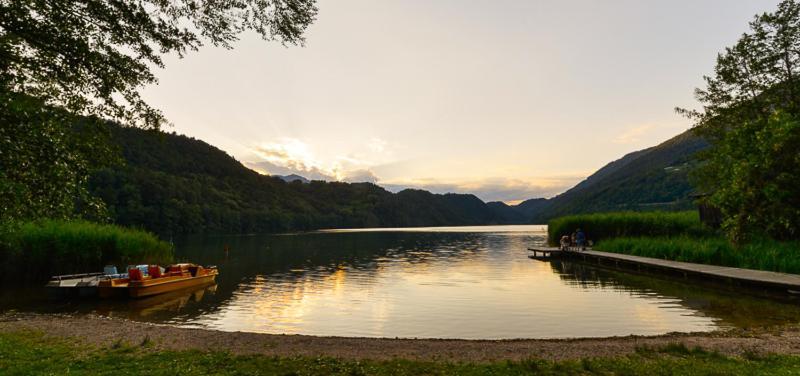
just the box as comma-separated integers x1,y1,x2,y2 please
171,226,750,339
4,226,800,338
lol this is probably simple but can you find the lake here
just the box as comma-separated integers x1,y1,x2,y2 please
3,225,800,339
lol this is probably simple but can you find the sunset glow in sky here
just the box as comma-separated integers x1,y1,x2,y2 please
141,0,780,203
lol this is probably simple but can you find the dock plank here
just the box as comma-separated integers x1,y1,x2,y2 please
578,250,800,290
525,246,800,292
527,247,568,259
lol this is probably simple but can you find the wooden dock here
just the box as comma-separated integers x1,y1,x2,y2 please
527,246,585,259
527,247,565,260
528,247,800,294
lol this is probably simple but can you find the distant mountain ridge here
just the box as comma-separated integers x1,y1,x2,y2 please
89,127,522,234
510,130,708,223
235,130,707,226
276,174,310,183
89,126,706,233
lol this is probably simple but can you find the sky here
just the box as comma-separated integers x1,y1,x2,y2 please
141,0,781,204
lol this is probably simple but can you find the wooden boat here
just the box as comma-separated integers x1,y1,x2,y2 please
97,275,130,298
129,264,218,298
98,263,218,299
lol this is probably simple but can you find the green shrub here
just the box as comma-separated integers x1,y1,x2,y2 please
0,220,173,284
596,236,800,274
547,211,710,245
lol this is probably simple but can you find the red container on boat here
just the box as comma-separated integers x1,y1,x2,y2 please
148,265,162,278
128,267,143,281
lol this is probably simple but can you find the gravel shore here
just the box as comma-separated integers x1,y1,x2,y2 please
2,312,800,362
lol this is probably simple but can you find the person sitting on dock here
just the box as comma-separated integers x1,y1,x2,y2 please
559,235,571,251
575,229,586,251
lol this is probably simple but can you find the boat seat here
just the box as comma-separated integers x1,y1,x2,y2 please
128,268,143,281
148,265,162,278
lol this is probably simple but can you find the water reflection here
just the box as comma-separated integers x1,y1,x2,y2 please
551,261,800,329
94,283,218,320
2,226,800,339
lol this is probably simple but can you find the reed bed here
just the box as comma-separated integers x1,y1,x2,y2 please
547,211,709,245
596,236,800,274
0,220,173,284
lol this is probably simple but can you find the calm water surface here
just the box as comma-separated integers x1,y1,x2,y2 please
4,225,800,339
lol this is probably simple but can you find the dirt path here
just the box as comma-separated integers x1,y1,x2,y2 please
2,312,800,362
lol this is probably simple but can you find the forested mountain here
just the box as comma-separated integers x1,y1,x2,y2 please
511,198,549,220
512,130,708,223
88,124,707,234
485,202,528,223
89,127,521,235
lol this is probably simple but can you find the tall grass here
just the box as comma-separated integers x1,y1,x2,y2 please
548,211,800,273
596,236,800,274
547,211,710,245
0,220,173,284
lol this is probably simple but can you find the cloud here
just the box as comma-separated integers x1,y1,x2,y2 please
247,160,336,181
381,176,583,203
244,138,583,201
613,122,688,145
367,137,387,153
246,138,382,183
342,169,379,183
252,137,329,174
613,125,655,144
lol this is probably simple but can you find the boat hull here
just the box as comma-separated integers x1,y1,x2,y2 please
128,273,217,298
46,273,104,299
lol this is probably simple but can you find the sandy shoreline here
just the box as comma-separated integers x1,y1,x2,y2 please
2,312,800,362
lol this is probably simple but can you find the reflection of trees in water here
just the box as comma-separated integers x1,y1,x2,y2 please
179,231,540,287
161,232,494,320
158,231,547,322
550,260,800,328
548,261,621,290
6,231,799,331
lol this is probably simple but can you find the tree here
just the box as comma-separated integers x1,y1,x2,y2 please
681,0,800,242
700,112,800,242
0,92,114,221
0,0,317,221
1,0,317,128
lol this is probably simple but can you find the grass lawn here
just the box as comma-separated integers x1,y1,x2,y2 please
2,331,800,375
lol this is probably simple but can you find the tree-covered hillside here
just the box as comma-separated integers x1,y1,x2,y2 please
514,130,708,223
89,127,522,235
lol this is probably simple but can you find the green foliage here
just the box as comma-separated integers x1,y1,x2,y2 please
0,0,317,227
0,0,317,128
678,0,800,130
698,112,800,242
596,236,800,274
547,211,709,245
89,126,521,235
3,331,800,375
0,220,172,284
682,0,800,242
521,131,707,223
0,93,115,221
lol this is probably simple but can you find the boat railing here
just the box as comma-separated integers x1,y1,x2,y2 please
50,272,105,281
